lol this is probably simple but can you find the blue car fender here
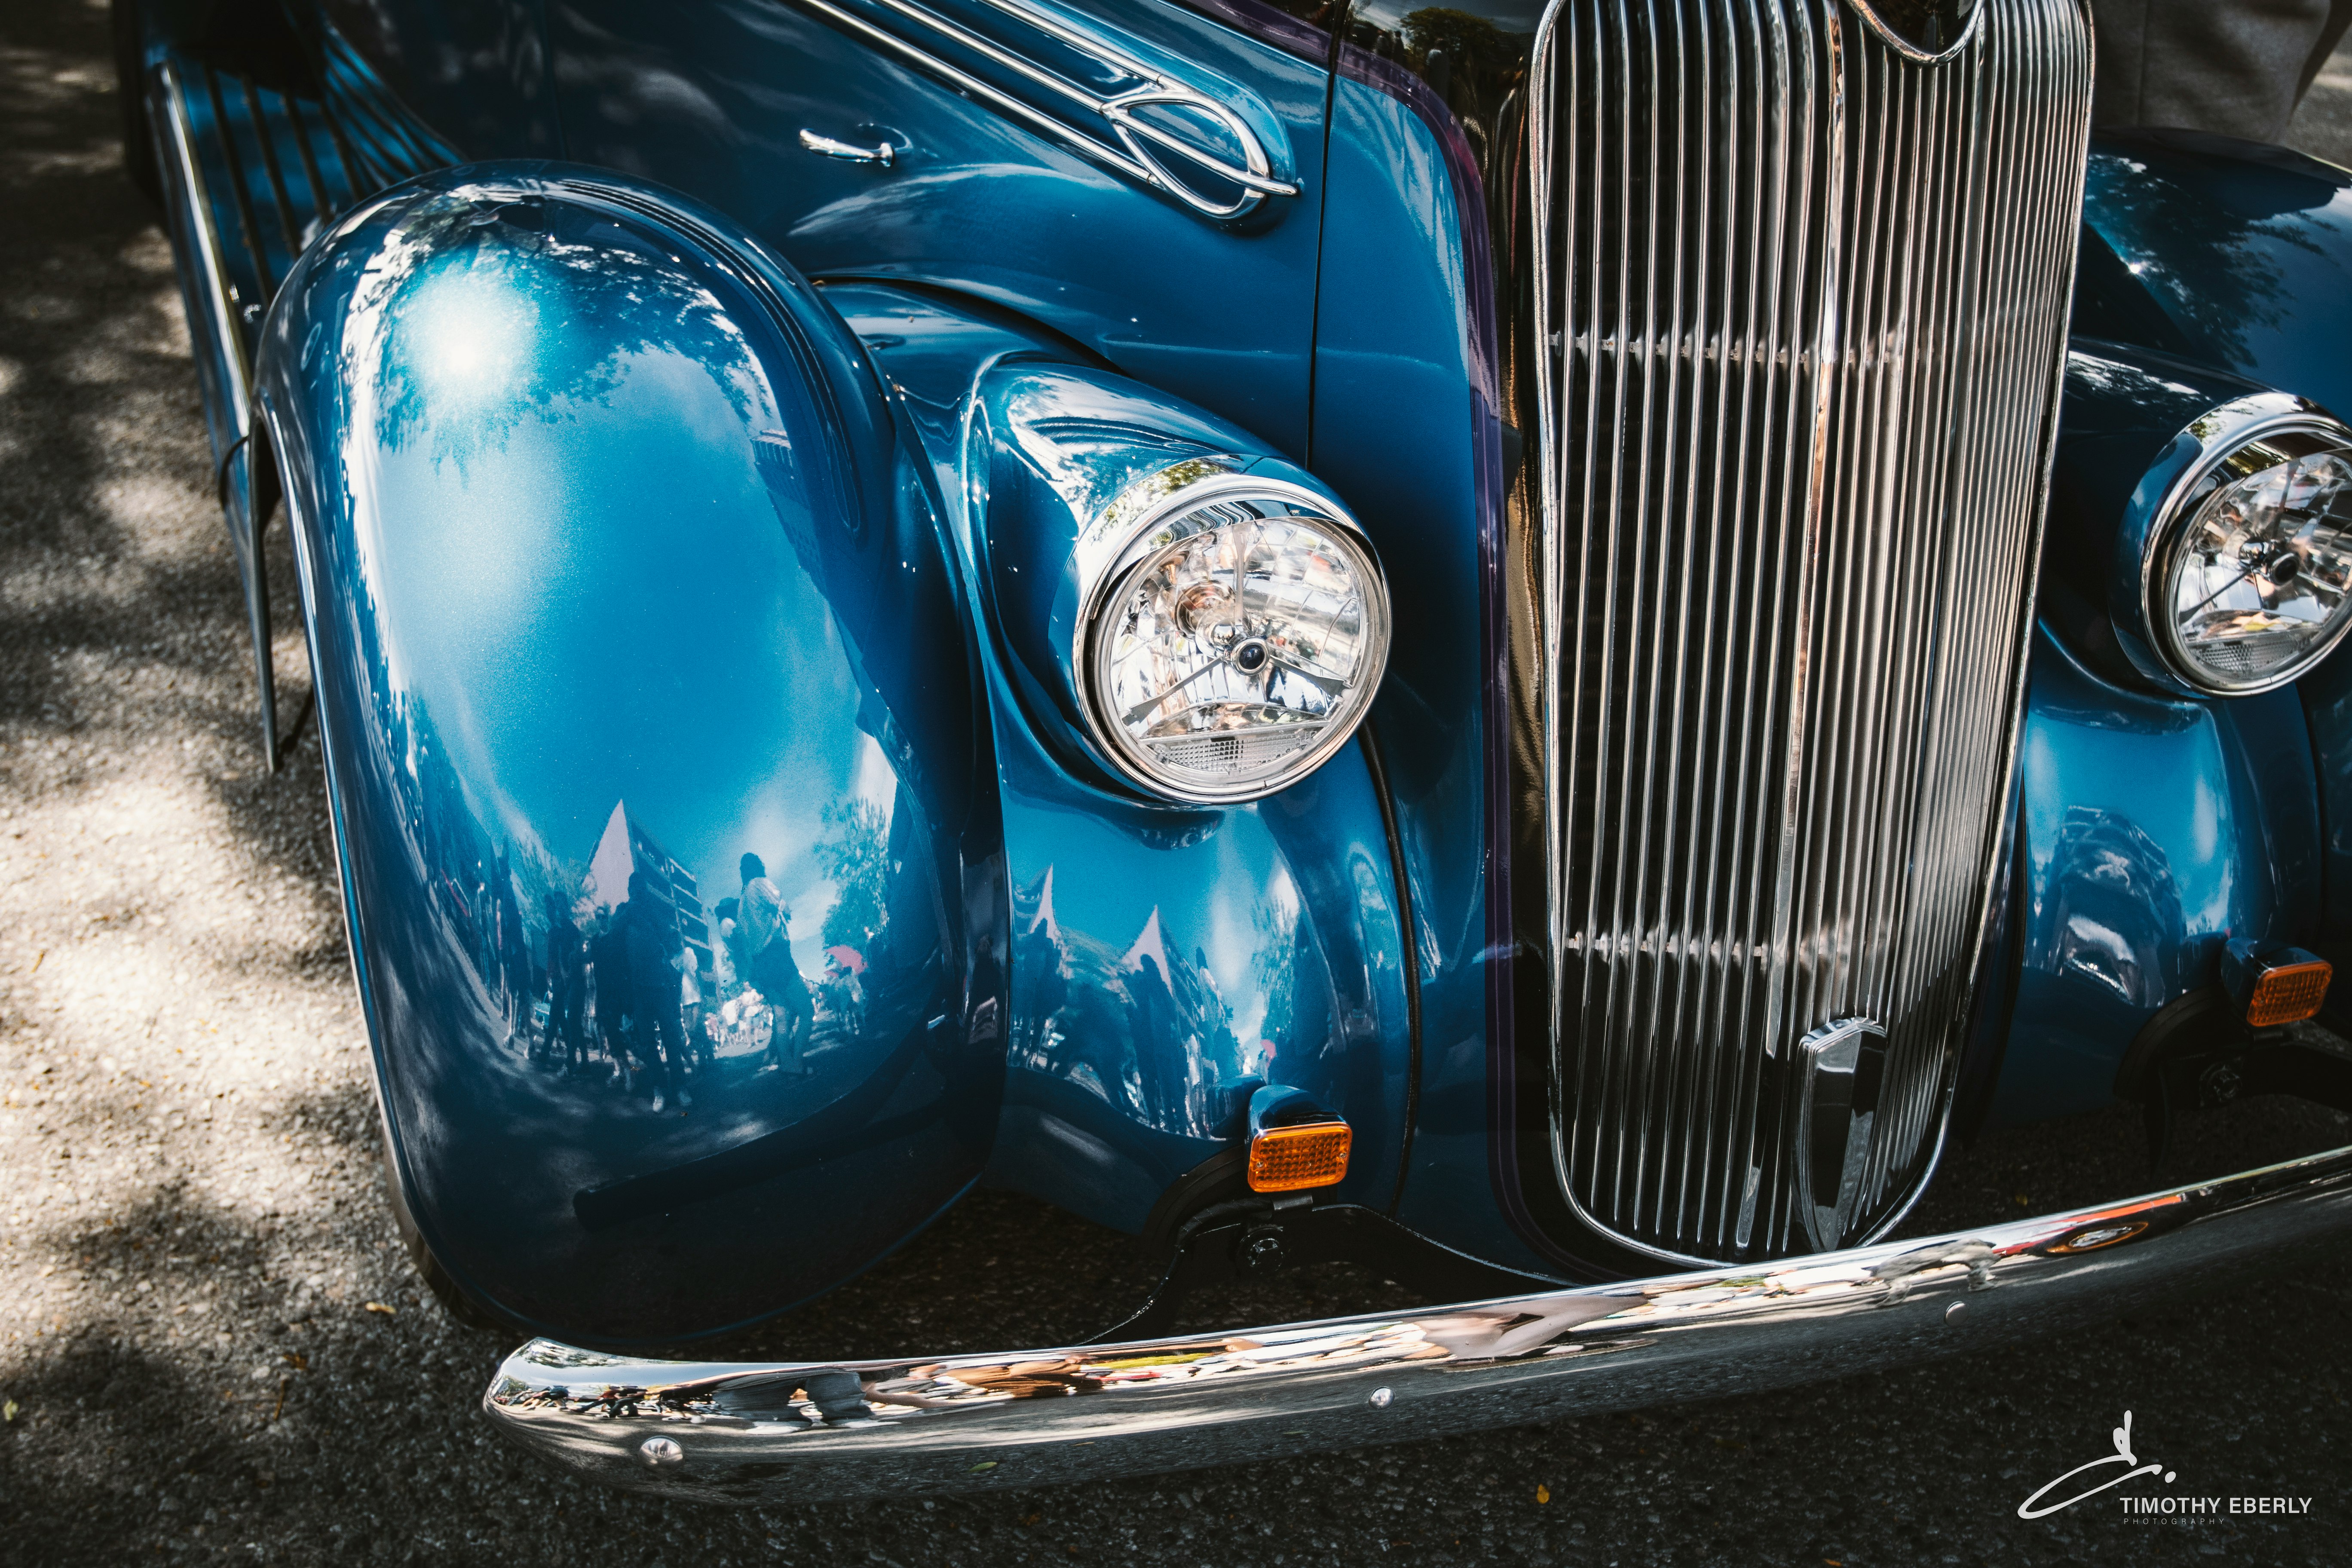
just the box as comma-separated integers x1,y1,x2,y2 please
254,164,1004,1344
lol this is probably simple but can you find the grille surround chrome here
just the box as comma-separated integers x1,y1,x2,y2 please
1524,0,2093,1265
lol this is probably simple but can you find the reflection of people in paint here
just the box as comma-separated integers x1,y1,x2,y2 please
685,949,716,1069
495,854,529,1034
736,853,814,1075
1016,913,1066,1063
472,880,494,982
1127,949,1176,1120
821,946,866,1038
544,893,588,1072
588,908,630,1084
619,870,690,1112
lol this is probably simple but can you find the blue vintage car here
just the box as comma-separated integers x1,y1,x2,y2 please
119,0,2352,1500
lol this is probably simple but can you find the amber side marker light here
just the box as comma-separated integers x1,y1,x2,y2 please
2246,959,2332,1026
2221,938,2333,1027
1247,1121,1352,1193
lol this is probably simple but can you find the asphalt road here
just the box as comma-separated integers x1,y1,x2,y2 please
5,4,2352,1565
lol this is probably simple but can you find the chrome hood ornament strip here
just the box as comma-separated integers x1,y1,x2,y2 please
787,0,1299,219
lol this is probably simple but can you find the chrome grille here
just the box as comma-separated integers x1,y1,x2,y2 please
1528,0,2091,1262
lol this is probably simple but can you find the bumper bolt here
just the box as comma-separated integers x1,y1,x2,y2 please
1234,1224,1289,1277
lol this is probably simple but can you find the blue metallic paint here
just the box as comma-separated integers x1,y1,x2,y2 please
822,284,1414,1233
256,168,1004,1341
1310,62,1535,1272
1998,630,2324,1124
1994,341,2336,1124
2077,129,2352,426
2300,649,2352,941
297,1,550,173
542,0,1331,461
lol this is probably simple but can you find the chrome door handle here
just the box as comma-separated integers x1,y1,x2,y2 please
799,129,894,167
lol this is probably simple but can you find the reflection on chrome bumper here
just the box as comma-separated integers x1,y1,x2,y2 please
484,1145,2352,1501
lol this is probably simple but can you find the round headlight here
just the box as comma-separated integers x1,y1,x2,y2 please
2148,419,2352,694
1076,469,1389,803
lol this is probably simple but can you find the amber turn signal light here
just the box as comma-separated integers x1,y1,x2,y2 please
1247,1121,1352,1193
2220,938,2333,1028
2245,957,2331,1027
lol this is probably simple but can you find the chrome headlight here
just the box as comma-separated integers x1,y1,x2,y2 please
2143,413,2352,695
1075,465,1390,803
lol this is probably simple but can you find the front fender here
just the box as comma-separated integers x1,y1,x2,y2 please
257,165,1003,1344
2076,129,2352,421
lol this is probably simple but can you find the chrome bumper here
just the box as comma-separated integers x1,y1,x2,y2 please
484,1143,2352,1501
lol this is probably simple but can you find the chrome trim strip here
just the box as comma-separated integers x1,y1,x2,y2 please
484,1140,2352,1501
156,61,253,436
787,0,1297,218
799,127,897,166
1847,0,1986,64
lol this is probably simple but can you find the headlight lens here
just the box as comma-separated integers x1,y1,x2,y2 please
1080,476,1389,802
2154,427,2352,694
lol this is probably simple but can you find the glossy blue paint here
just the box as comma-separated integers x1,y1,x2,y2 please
2077,130,2352,426
1992,627,2323,1125
1989,337,2331,1123
295,1,551,174
821,283,1415,1230
1311,67,1536,1272
983,712,1411,1228
254,167,1003,1342
542,0,1330,461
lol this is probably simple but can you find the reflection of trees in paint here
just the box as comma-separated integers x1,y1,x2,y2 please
510,839,588,931
1250,896,1296,1076
1003,868,1267,1137
356,187,761,470
1398,7,1511,70
815,798,890,951
2080,144,2346,372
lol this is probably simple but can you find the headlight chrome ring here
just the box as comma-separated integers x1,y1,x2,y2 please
1074,463,1390,804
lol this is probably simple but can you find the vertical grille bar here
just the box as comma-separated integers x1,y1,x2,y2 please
1529,0,2091,1264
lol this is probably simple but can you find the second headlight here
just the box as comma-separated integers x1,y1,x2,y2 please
1077,468,1390,803
2146,415,2352,695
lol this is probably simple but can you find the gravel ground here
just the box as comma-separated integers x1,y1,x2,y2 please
5,3,2352,1565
